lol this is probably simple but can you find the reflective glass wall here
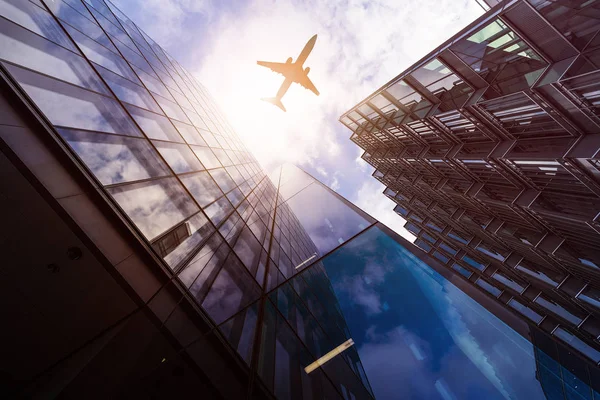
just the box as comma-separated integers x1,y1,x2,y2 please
3,1,600,399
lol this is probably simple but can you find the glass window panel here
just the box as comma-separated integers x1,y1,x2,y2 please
534,296,582,325
177,232,226,288
448,231,469,244
95,64,161,112
111,35,155,77
130,64,173,99
200,131,220,147
186,110,210,131
415,239,432,252
433,251,450,264
170,89,194,111
226,166,244,185
463,255,485,271
190,145,221,169
476,278,502,297
5,63,140,135
59,128,169,185
154,67,179,92
515,263,560,287
385,80,413,101
0,18,108,94
153,141,203,174
216,135,230,149
218,302,259,365
155,212,214,269
219,211,244,244
180,171,222,207
201,253,261,325
51,1,117,53
508,299,543,324
64,24,140,83
172,120,206,146
439,242,458,256
492,272,525,293
280,165,372,255
451,18,547,94
233,226,262,273
84,0,121,29
125,104,183,142
204,196,233,225
87,6,138,56
477,245,506,261
212,148,233,167
577,286,600,310
452,263,472,278
226,187,244,207
553,328,600,364
410,59,452,87
248,218,267,245
45,0,93,22
154,94,190,123
210,168,236,193
0,0,76,51
108,177,198,240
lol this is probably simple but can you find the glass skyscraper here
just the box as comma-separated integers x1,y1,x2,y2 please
1,0,599,399
341,0,600,386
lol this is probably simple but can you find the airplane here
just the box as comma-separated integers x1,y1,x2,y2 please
257,34,320,112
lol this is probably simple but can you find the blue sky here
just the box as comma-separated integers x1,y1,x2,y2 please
321,226,547,399
112,0,484,241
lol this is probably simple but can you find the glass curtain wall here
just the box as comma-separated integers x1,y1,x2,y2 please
271,166,600,400
3,1,599,399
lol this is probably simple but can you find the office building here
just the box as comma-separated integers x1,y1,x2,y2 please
340,0,600,378
1,0,599,398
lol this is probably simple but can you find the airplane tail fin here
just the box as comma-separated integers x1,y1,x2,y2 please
261,97,286,112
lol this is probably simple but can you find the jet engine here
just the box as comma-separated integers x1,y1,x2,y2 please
286,57,293,63
305,67,310,74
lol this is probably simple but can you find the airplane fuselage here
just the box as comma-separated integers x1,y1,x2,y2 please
295,34,317,67
280,35,316,94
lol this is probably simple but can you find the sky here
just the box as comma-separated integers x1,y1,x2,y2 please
113,0,484,242
320,226,547,400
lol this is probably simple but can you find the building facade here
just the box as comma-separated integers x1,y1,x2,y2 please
341,0,600,374
2,0,600,399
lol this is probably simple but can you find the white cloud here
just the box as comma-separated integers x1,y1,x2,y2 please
315,166,328,177
113,0,214,47
330,173,341,191
353,178,417,242
113,0,483,238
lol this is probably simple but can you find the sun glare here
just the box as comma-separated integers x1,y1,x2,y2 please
207,43,324,172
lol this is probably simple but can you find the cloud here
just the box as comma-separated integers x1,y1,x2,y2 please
112,0,483,239
315,166,328,177
329,173,341,191
353,178,416,242
333,259,390,315
112,0,214,48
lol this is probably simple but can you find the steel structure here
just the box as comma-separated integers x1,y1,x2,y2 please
341,0,600,365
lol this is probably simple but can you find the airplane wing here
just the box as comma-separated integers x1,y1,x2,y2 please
257,61,293,77
295,74,320,96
